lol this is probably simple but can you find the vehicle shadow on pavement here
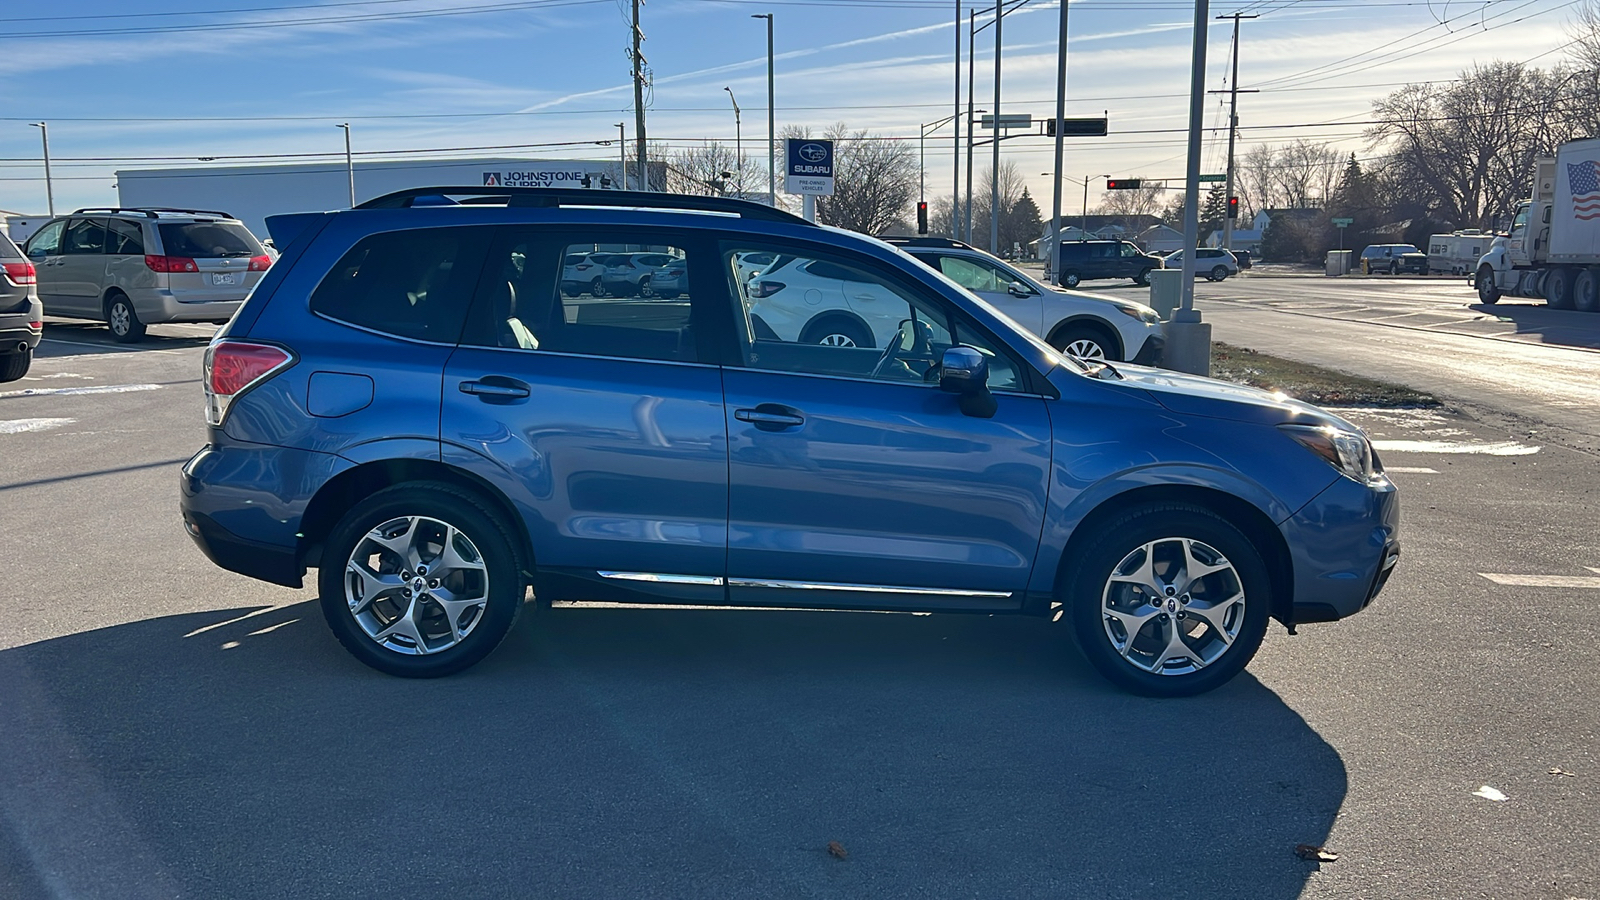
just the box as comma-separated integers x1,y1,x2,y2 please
0,601,1346,900
1464,301,1600,350
33,321,214,359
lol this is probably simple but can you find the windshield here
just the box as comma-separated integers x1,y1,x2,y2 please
158,221,261,258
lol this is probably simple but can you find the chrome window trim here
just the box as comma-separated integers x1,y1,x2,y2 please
731,362,1043,398
598,571,725,586
728,578,1011,599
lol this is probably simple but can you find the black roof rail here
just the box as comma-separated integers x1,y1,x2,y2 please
69,206,236,219
355,186,811,225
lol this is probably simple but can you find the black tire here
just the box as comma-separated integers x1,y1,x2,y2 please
318,482,525,678
105,292,146,343
1546,267,1575,310
0,350,30,383
589,277,608,299
1062,271,1082,288
637,279,655,298
1209,265,1228,282
1066,503,1271,697
1576,268,1600,313
1476,266,1501,304
1133,268,1151,286
800,315,873,349
1049,323,1120,362
1388,262,1398,276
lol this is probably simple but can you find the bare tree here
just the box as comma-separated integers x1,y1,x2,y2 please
1094,179,1166,218
779,123,918,235
664,142,754,196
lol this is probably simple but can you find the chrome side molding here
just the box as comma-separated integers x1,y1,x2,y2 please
597,571,725,586
728,578,1012,599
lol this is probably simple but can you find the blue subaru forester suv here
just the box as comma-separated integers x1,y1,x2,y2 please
181,187,1399,696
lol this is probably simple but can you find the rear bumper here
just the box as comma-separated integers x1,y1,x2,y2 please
131,289,244,324
1280,472,1401,624
0,299,44,352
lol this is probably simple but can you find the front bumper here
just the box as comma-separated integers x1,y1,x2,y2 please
1279,471,1401,625
1130,334,1165,366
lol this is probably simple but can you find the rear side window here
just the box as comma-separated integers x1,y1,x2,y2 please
107,219,146,255
310,227,487,343
63,219,108,255
158,222,261,258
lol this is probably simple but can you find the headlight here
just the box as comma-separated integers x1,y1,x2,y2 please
1280,424,1381,483
1113,303,1160,324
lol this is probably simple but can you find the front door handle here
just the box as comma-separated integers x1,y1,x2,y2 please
735,404,805,430
459,378,531,401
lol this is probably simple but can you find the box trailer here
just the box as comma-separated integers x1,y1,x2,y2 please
1475,136,1600,311
1427,230,1489,275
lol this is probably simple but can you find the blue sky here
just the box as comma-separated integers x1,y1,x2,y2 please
0,0,1576,217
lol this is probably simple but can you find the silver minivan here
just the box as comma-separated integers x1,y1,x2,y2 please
24,208,270,342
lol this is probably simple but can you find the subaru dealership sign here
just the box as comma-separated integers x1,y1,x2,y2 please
785,139,834,196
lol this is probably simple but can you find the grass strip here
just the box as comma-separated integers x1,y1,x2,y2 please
1209,342,1439,408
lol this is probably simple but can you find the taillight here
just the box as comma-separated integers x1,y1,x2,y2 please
752,280,786,299
247,255,272,272
203,340,293,427
2,262,36,285
145,255,199,273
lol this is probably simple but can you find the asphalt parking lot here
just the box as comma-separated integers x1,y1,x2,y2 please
1,316,1597,899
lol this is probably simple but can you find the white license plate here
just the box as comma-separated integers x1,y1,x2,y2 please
211,273,238,286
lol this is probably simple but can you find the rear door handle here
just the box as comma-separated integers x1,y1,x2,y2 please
735,405,805,430
459,378,531,400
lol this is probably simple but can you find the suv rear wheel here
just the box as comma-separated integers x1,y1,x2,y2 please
1062,271,1082,288
1208,265,1229,282
0,350,30,383
105,292,146,343
1067,503,1271,697
319,482,525,677
1133,269,1151,286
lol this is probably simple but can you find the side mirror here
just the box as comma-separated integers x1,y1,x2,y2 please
939,346,997,418
1007,281,1030,298
26,246,45,259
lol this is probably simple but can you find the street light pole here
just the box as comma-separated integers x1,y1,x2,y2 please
724,87,742,195
1169,0,1213,377
965,9,976,243
617,122,627,188
990,0,1002,254
30,122,53,217
751,14,775,207
1048,0,1068,283
336,123,354,207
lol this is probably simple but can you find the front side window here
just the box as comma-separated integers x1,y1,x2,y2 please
310,227,484,343
1120,243,1142,258
463,231,695,363
25,220,64,257
725,243,1022,391
62,219,107,255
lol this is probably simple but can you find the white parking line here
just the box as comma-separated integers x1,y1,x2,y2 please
1478,573,1600,588
1384,466,1439,474
1371,439,1540,456
0,383,162,399
0,417,75,434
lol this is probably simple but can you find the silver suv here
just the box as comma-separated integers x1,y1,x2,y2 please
24,207,270,342
0,230,41,382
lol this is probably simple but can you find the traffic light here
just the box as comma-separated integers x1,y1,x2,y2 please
917,201,928,234
1227,196,1239,219
1106,178,1142,190
1046,117,1109,137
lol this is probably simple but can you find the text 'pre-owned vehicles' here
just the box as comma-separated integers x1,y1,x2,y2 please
1055,239,1164,288
0,231,41,383
883,237,1162,364
24,207,271,342
181,187,1400,697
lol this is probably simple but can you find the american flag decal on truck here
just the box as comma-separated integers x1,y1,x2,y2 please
1568,161,1600,219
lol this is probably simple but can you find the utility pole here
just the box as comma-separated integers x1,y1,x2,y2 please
953,0,961,240
30,122,53,216
1216,12,1257,252
965,10,976,243
751,13,775,207
617,122,627,188
336,123,354,207
990,0,1002,255
1047,0,1068,283
631,0,649,191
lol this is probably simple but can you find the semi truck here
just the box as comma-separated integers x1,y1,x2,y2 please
1475,137,1600,312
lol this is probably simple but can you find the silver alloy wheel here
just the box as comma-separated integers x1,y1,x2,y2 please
1100,536,1246,676
1065,338,1107,361
344,515,490,656
819,333,858,347
109,301,131,335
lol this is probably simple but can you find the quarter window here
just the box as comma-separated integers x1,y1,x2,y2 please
310,227,486,343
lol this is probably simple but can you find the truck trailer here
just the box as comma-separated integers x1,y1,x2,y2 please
1475,137,1600,312
1428,230,1489,275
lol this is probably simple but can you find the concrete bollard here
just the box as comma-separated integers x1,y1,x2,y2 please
1162,311,1212,376
1147,268,1183,319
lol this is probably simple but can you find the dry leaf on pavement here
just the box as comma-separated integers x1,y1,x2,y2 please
1295,844,1338,862
827,841,848,860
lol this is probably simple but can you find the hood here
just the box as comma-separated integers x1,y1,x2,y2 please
1108,363,1358,430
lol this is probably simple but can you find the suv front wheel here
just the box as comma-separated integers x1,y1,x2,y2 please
1067,503,1270,697
319,482,525,677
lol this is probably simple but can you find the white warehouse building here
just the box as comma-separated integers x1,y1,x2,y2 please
115,157,657,238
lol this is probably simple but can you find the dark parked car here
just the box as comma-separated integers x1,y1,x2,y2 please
1359,244,1428,275
1055,240,1162,288
0,231,41,382
181,187,1400,697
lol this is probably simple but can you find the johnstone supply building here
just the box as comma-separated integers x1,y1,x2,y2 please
115,157,663,237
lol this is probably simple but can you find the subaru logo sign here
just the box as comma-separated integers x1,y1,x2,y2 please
785,138,835,197
799,143,827,163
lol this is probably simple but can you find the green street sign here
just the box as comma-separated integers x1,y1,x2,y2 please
1332,217,1354,227
1198,174,1226,183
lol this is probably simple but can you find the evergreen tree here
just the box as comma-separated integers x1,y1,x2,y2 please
1200,184,1228,238
1002,188,1044,254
